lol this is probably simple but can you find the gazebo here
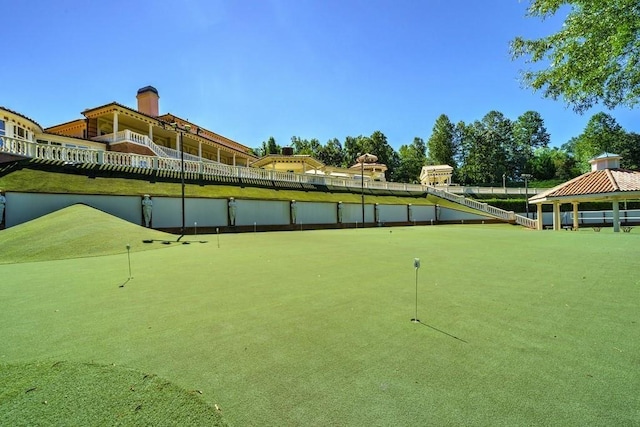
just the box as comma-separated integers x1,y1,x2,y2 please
528,153,640,232
420,165,453,186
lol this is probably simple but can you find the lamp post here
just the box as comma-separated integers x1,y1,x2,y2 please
521,173,532,218
502,173,506,189
173,123,190,240
356,153,377,226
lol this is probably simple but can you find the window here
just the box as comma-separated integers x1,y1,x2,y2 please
0,120,5,136
14,125,26,139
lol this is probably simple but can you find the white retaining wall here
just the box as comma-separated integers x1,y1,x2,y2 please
3,192,496,230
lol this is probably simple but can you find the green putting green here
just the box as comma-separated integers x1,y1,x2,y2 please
0,361,225,426
0,207,638,425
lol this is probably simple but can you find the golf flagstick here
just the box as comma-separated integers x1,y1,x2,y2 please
120,244,132,287
411,258,420,323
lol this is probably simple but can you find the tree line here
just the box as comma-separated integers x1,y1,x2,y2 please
253,110,640,186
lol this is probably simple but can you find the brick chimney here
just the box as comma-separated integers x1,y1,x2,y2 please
136,86,159,116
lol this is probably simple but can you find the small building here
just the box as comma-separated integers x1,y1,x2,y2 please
529,153,640,232
250,152,325,174
252,150,388,181
420,165,453,186
349,160,387,181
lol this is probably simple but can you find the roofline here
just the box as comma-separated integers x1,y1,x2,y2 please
0,106,44,131
159,113,255,157
45,118,86,130
530,190,640,204
251,154,325,168
82,102,162,123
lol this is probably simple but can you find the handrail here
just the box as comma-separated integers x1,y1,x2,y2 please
435,185,543,195
514,214,537,229
2,136,537,228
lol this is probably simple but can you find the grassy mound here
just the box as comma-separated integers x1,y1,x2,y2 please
0,204,175,264
0,361,225,426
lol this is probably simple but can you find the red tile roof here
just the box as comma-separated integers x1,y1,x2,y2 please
530,169,640,203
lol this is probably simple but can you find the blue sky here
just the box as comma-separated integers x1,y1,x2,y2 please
3,0,639,151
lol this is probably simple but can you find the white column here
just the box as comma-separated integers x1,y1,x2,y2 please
536,203,543,230
113,112,119,142
612,200,620,232
148,123,153,141
233,153,236,166
572,202,579,230
176,131,181,151
198,142,202,159
217,148,220,163
553,201,560,231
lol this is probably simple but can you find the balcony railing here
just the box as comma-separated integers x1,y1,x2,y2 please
0,135,536,228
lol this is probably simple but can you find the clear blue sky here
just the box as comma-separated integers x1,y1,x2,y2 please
3,0,639,151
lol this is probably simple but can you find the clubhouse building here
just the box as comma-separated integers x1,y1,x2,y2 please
0,86,384,181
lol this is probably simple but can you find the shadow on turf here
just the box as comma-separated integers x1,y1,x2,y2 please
417,321,468,344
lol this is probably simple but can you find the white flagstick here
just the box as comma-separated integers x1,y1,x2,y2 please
411,258,420,323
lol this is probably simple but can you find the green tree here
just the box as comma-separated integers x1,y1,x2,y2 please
571,112,626,171
617,132,640,170
476,111,510,184
511,0,640,112
395,137,427,183
453,121,470,184
290,136,321,156
511,111,550,177
317,138,345,167
550,147,580,180
531,147,557,180
368,131,398,179
258,136,281,156
343,135,370,166
427,114,456,167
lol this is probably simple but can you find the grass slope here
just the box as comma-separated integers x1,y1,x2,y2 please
0,168,485,215
0,361,225,426
0,204,175,264
3,225,635,425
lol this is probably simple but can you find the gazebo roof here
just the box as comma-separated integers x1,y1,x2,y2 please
529,168,640,204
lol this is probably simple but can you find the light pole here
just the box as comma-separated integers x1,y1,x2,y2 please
356,153,377,226
502,173,506,189
521,173,532,218
357,152,364,224
173,123,190,240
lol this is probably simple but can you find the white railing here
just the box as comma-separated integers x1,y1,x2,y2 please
514,215,537,229
3,136,539,227
439,185,543,195
0,136,32,157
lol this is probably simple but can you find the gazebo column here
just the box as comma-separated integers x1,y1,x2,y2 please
113,112,119,142
536,203,543,230
572,202,579,230
217,148,221,163
198,142,202,160
612,200,620,232
553,201,561,231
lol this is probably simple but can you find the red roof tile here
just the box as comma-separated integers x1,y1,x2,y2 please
530,169,640,202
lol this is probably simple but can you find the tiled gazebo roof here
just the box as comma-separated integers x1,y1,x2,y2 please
530,169,640,203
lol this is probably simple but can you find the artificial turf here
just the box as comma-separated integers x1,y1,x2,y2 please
0,210,638,426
